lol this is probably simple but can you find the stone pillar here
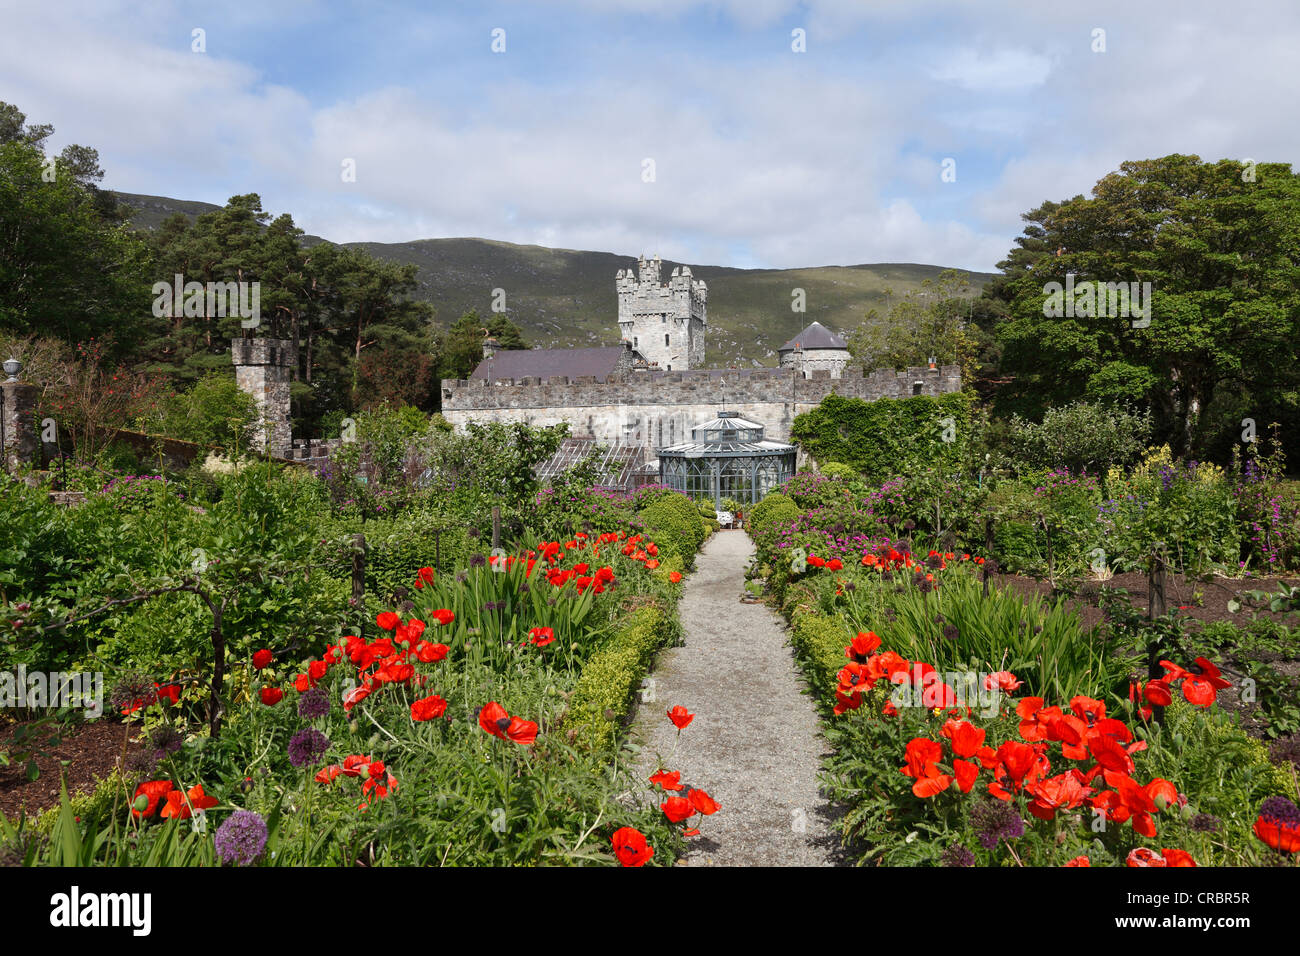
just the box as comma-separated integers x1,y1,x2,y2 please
231,337,297,457
1,380,39,472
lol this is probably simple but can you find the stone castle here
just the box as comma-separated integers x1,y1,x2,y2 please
211,255,961,471
440,255,963,450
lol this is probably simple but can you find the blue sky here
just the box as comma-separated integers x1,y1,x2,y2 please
2,0,1296,271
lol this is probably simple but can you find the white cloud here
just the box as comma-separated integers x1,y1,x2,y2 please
930,48,1054,91
0,0,1296,276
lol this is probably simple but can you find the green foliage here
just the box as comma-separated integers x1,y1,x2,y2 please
0,104,149,350
847,269,987,384
788,610,854,697
565,604,675,752
791,392,973,482
746,493,801,550
154,371,258,449
1007,402,1151,476
819,461,858,480
638,493,707,566
989,154,1300,458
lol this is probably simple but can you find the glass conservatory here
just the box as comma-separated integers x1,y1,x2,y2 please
658,411,797,508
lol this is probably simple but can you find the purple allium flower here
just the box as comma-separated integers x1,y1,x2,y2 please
287,728,330,768
214,810,268,867
149,724,184,758
298,687,330,720
1258,796,1300,827
970,800,1025,850
940,844,975,867
1189,813,1221,833
469,553,487,568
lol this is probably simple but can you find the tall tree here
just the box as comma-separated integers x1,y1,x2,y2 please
0,102,150,350
988,155,1300,456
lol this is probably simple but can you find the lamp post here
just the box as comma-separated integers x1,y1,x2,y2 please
1,356,22,474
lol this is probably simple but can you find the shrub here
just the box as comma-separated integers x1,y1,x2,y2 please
565,604,674,751
820,461,858,481
155,372,258,450
638,493,707,565
747,492,801,549
1007,402,1151,477
788,610,854,696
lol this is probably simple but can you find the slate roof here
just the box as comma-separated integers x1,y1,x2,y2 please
469,347,628,382
777,321,849,353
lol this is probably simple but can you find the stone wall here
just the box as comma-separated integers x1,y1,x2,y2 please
440,364,962,446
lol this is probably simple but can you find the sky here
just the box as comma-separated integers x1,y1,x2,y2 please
2,0,1296,272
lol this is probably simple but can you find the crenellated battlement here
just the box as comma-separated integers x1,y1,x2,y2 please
616,254,707,370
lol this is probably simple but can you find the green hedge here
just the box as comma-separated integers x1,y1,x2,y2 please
639,493,707,566
746,492,801,548
788,609,854,699
791,392,972,482
564,604,675,752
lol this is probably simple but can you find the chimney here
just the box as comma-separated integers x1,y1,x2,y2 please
483,336,499,361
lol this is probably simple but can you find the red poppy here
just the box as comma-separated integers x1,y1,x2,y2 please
431,609,455,627
984,671,1022,694
669,571,682,583
687,787,720,815
529,626,556,647
667,705,694,729
411,695,448,721
1161,848,1197,867
611,826,654,867
1064,856,1090,867
160,785,218,820
953,759,979,794
131,780,175,818
361,762,398,803
650,769,683,791
260,686,284,706
660,796,695,823
1126,847,1167,867
252,649,273,670
343,684,371,711
1253,801,1300,853
308,660,328,683
376,612,400,631
942,719,985,758
415,640,449,663
478,701,538,745
847,631,882,659
827,558,843,571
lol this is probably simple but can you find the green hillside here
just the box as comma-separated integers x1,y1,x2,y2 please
114,192,993,368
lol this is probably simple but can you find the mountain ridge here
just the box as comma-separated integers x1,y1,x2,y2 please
112,191,995,367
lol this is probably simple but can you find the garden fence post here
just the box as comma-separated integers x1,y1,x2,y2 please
492,506,501,550
352,532,367,637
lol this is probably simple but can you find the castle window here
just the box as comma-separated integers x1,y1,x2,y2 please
912,382,923,395
664,333,670,347
634,337,638,348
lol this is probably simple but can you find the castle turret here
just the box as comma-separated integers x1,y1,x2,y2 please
616,255,706,371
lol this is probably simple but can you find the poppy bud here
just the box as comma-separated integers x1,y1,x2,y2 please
133,794,149,813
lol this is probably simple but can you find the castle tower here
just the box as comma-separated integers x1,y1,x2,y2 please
232,337,297,457
616,254,707,371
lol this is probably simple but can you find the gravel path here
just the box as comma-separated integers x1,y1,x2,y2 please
630,530,844,866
